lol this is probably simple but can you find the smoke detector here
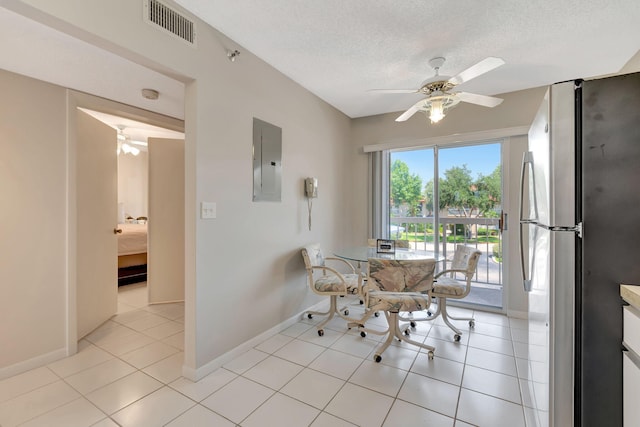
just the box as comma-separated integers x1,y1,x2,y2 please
141,88,159,100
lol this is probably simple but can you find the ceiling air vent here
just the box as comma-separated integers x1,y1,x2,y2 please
144,0,196,46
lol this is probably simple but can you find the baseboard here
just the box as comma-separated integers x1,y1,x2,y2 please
0,347,68,381
183,300,329,381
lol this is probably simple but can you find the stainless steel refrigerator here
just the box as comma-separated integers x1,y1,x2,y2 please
519,72,640,427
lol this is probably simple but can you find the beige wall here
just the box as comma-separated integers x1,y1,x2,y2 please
1,0,354,379
0,69,68,375
347,87,548,315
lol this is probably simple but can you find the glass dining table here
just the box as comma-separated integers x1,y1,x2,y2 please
334,246,444,269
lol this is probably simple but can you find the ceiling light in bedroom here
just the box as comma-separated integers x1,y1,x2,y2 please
121,143,140,156
116,125,141,156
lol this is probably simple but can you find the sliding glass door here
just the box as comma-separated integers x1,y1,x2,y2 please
388,141,504,309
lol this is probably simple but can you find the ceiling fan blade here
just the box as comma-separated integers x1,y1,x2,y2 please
395,100,426,122
448,57,505,86
367,89,417,94
456,92,504,107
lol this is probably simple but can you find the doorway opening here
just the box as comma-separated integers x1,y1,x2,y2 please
72,92,185,343
82,109,184,294
387,141,504,310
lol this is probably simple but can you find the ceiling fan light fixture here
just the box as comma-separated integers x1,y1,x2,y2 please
422,94,460,124
381,56,505,124
428,99,445,123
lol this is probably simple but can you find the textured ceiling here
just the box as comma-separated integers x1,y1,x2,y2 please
1,2,639,127
174,0,640,118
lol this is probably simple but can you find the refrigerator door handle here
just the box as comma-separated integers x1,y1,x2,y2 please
519,151,535,292
519,222,533,292
519,151,538,222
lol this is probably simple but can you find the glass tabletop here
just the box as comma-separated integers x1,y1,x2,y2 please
334,246,442,263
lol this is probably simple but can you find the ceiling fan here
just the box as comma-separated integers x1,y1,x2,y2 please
372,56,506,124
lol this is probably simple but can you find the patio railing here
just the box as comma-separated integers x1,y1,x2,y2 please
390,216,502,286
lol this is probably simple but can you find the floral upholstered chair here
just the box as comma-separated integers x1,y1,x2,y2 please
431,245,482,341
359,258,437,362
301,243,363,337
402,244,482,342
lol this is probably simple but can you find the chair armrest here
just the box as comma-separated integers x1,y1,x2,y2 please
435,268,468,279
325,256,357,274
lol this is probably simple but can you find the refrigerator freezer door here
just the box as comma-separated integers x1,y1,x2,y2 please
527,89,550,226
548,82,576,228
526,82,576,228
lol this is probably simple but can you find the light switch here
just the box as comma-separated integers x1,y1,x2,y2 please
201,202,216,219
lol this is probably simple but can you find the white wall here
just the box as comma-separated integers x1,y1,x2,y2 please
118,151,148,220
0,69,68,376
1,0,355,379
347,87,548,315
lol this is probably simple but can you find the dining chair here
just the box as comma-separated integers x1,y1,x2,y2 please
359,258,437,362
301,243,363,336
403,244,482,342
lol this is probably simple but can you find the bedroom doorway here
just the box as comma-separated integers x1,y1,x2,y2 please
93,113,186,303
72,92,185,341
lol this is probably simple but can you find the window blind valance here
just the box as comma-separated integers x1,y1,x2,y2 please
362,126,529,153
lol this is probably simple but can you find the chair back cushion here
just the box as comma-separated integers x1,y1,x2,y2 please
367,258,436,293
301,243,325,268
451,245,482,276
395,240,410,249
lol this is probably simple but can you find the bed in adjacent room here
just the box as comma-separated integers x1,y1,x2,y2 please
117,222,147,285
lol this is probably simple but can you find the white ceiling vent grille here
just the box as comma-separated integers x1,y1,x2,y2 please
144,0,196,46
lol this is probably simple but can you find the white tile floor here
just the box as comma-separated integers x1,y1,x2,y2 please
0,283,547,426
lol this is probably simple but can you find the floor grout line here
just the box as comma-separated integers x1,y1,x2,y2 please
0,284,542,427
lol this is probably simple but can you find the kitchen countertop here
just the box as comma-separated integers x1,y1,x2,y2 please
621,284,640,308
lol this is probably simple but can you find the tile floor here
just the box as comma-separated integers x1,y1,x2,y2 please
0,283,547,427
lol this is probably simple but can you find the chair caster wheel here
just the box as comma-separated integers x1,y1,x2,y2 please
469,320,475,328
410,321,416,328
374,354,382,363
427,311,432,316
360,331,367,338
374,312,380,317
428,351,434,360
307,313,313,319
318,329,324,337
360,300,364,305
344,309,349,316
404,329,410,336
454,334,461,342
